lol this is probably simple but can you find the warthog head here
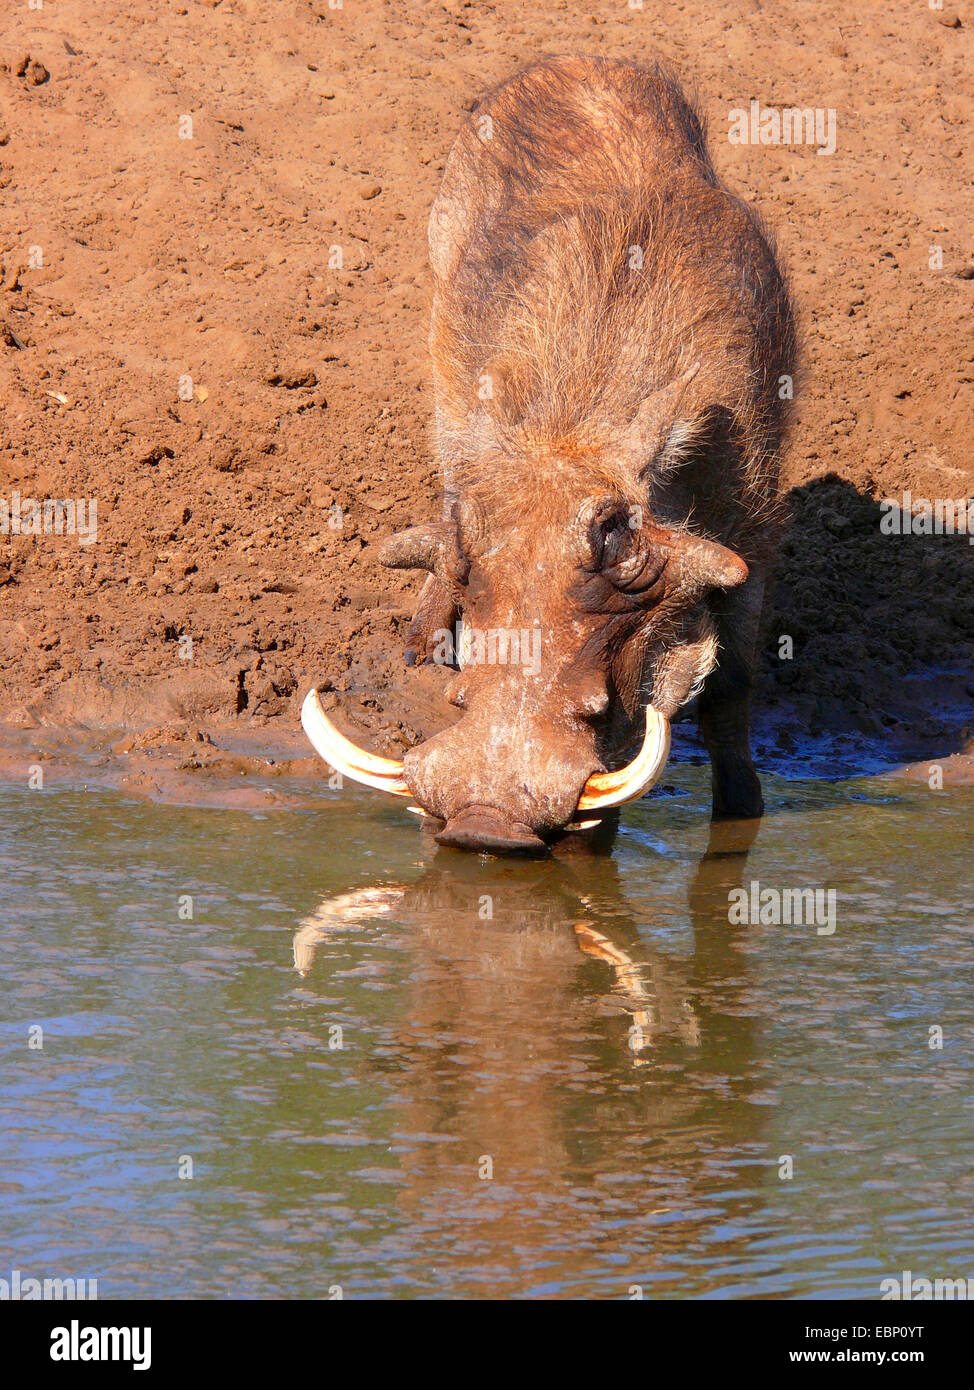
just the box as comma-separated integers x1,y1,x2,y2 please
303,440,748,854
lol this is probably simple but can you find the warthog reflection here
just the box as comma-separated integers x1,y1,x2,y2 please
291,821,769,1292
294,818,762,1063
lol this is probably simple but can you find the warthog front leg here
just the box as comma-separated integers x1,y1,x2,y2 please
697,573,765,820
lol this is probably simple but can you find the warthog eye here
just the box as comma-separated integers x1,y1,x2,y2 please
577,493,747,610
584,497,631,563
597,513,631,570
584,498,667,600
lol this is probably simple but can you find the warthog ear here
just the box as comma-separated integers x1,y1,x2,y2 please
620,361,701,473
378,517,470,588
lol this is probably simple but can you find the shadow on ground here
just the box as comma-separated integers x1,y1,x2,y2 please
762,475,973,768
674,475,974,779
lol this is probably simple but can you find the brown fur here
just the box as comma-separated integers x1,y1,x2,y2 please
386,56,797,844
429,57,794,526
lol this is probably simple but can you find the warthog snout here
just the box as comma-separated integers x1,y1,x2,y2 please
402,694,601,854
434,807,547,855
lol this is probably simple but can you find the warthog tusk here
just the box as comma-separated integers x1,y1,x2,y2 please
577,706,671,811
301,689,411,796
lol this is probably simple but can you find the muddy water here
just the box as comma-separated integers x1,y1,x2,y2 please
1,766,971,1300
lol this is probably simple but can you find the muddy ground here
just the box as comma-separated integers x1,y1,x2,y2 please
1,0,972,802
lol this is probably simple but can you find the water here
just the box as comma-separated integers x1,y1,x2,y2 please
1,766,971,1299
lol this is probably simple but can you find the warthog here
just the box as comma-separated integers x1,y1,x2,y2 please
303,56,796,854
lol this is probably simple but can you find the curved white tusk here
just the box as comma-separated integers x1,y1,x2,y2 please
301,689,411,796
577,705,671,811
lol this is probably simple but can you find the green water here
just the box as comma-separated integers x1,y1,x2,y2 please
0,768,971,1299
